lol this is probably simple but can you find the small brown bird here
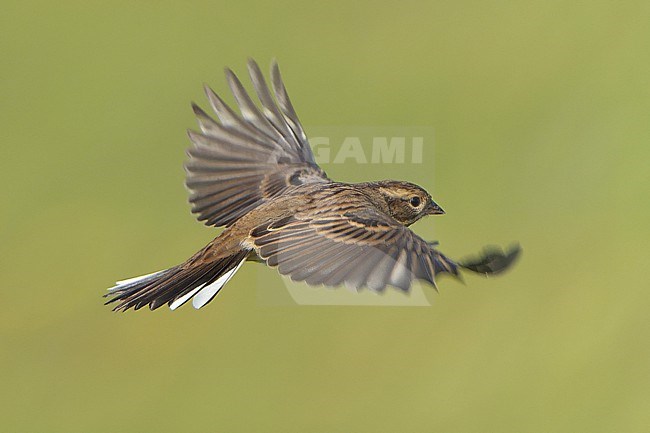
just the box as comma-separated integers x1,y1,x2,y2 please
106,60,520,311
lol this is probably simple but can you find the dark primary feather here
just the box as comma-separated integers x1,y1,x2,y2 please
186,59,329,228
459,244,522,275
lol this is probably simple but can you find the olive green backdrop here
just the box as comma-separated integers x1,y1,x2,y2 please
2,1,649,432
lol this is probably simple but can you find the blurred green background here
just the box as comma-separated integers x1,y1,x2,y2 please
2,1,649,432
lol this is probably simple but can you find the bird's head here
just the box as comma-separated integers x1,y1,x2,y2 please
375,180,445,226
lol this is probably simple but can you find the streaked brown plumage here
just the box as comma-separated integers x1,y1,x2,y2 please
105,59,520,311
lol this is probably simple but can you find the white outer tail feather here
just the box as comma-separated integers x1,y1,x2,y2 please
168,286,202,311
189,259,245,310
109,270,166,291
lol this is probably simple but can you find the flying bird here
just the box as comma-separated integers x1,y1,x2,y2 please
106,60,520,311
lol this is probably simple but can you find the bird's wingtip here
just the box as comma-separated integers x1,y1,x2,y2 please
458,243,522,275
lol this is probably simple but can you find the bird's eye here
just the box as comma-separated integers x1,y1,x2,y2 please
409,196,421,207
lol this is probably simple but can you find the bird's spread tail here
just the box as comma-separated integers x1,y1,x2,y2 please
105,249,249,311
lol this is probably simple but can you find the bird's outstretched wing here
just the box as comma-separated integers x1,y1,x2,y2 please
248,208,463,292
186,59,330,228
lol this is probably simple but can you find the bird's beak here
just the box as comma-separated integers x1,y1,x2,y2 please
425,201,445,215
